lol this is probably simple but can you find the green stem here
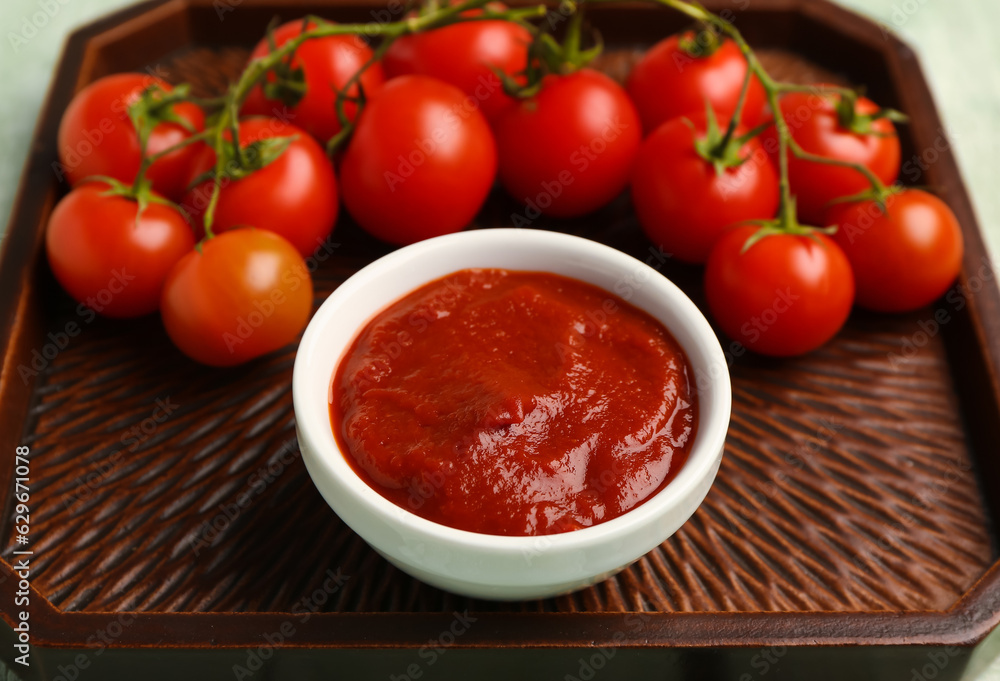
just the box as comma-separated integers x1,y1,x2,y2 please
323,0,545,154
140,128,214,169
193,0,545,232
564,5,584,63
717,56,751,153
328,36,396,154
184,94,229,108
788,138,886,191
636,0,889,230
775,81,855,97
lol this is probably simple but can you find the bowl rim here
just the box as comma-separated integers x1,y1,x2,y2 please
292,228,732,553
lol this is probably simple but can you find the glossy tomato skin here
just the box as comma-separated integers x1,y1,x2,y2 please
766,89,900,225
827,189,963,313
45,182,195,318
160,229,313,367
242,20,385,142
495,69,641,219
631,114,779,264
383,12,530,123
340,75,496,245
58,73,205,201
705,226,855,357
183,117,338,257
626,34,767,136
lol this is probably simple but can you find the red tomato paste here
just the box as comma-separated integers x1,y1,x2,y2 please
330,269,698,536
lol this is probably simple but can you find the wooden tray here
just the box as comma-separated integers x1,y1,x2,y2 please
2,0,1000,678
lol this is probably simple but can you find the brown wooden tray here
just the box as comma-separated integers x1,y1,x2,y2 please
3,0,1000,678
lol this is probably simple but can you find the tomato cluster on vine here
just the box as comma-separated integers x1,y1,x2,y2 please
46,0,965,366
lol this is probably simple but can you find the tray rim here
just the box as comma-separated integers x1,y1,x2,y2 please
2,0,1000,651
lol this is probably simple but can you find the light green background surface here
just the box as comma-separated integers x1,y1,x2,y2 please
0,0,999,677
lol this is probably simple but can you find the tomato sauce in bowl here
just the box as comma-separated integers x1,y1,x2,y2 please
330,268,698,536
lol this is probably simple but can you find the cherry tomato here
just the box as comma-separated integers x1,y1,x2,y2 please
57,73,205,201
704,226,854,357
340,75,496,245
631,113,779,264
626,33,767,135
826,189,963,313
765,88,900,225
494,69,641,219
383,8,530,122
160,229,313,367
183,117,338,257
242,19,385,143
45,182,194,318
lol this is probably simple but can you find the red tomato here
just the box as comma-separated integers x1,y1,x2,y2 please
626,33,767,135
57,73,205,201
704,226,854,357
495,69,641,219
242,19,385,143
383,10,530,122
631,113,779,264
766,88,900,225
160,229,313,367
182,117,338,257
45,182,194,318
340,75,496,245
827,189,963,312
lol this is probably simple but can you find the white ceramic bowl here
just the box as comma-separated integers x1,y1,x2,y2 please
292,228,731,600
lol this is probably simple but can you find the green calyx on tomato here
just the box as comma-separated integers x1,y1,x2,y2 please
126,82,197,155
737,217,837,255
689,102,765,176
187,134,297,189
257,17,310,107
187,132,298,238
824,181,905,215
826,187,963,313
496,1,601,99
84,174,189,230
677,24,722,58
833,88,908,135
736,189,839,255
